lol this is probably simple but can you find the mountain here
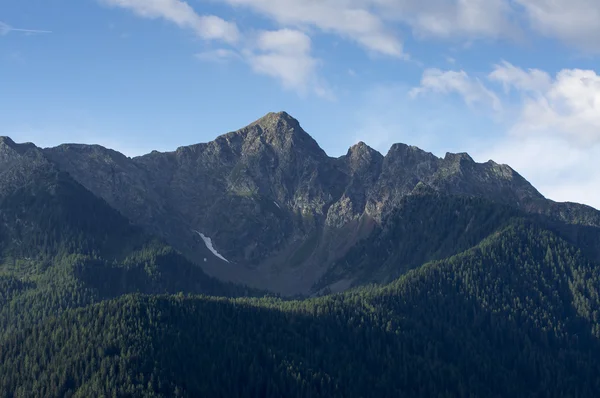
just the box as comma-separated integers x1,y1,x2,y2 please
1,220,599,397
2,113,600,396
37,111,600,295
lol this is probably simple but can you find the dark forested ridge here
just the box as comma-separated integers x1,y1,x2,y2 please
2,132,600,397
1,221,600,397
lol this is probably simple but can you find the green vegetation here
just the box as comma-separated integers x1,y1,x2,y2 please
1,221,600,397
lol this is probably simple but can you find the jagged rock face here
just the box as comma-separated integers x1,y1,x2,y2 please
133,113,347,267
43,113,350,292
325,142,383,228
15,110,597,295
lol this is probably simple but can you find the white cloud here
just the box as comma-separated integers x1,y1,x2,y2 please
254,28,312,55
488,60,552,93
410,68,502,111
100,0,239,43
219,0,404,57
515,0,600,52
378,0,518,40
213,0,600,54
413,63,600,147
489,62,600,146
244,29,332,98
194,30,329,97
98,0,600,100
218,0,525,57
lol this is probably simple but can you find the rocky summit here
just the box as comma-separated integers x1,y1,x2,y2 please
5,111,598,295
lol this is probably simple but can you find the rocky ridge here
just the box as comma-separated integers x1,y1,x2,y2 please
4,111,598,295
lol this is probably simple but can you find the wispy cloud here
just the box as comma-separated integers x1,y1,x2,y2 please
219,0,405,58
244,29,333,99
195,29,334,99
410,68,502,112
0,22,52,36
99,0,239,43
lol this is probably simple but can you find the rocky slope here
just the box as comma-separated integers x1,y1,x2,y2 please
4,111,597,295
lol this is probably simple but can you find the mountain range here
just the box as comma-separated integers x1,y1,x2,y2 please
5,111,595,296
1,112,600,396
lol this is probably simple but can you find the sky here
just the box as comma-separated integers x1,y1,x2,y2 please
1,0,599,209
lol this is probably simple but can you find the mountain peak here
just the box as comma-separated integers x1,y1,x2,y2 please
237,111,326,157
348,141,380,155
386,143,438,166
388,142,432,155
249,111,299,130
0,136,16,148
344,141,384,173
444,152,474,163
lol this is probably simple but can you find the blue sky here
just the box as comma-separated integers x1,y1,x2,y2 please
1,0,599,208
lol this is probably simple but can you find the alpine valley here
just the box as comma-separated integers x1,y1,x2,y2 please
1,112,600,397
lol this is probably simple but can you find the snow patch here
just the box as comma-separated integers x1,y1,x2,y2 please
193,230,229,263
273,201,281,209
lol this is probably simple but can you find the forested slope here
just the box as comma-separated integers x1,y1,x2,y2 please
1,221,599,397
319,190,600,292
